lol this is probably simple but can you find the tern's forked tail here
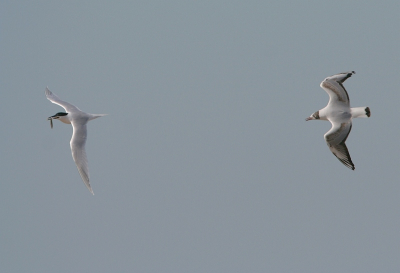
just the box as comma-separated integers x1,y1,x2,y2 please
89,114,108,121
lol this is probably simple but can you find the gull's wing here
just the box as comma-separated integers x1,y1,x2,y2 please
324,120,354,170
45,87,81,113
320,71,355,106
70,120,94,194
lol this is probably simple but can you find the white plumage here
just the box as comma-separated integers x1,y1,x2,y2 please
306,71,370,170
45,87,107,194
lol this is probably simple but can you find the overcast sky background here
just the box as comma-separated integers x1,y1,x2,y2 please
2,1,400,272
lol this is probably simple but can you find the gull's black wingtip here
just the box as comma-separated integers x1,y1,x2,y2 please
347,71,355,77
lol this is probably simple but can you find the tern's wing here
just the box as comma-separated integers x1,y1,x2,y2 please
70,120,94,194
324,120,354,170
45,87,81,112
320,71,355,106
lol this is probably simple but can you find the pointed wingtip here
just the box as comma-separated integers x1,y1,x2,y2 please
348,71,355,77
87,185,94,195
45,86,51,95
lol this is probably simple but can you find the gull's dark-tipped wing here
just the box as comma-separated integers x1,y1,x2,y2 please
324,121,355,170
320,71,355,106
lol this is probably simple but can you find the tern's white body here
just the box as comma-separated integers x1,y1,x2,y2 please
306,71,370,170
45,87,106,194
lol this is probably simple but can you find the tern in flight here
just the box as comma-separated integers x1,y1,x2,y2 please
45,87,107,194
306,71,370,170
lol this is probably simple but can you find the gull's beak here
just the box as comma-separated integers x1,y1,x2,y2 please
48,117,53,129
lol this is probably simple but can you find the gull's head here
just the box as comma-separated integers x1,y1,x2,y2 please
306,111,319,121
48,112,69,128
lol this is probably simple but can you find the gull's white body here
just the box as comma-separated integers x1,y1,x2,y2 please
45,87,106,194
306,71,370,170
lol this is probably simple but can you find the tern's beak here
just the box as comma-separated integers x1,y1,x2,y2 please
305,116,313,121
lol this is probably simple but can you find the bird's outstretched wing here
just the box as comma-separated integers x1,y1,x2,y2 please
324,120,355,170
320,71,355,106
45,87,81,113
70,120,94,194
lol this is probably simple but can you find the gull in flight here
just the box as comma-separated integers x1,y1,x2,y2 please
306,71,370,170
45,87,107,194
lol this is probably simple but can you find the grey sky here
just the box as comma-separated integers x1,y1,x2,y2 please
2,1,400,272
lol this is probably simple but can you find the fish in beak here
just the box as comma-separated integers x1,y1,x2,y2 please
48,117,53,129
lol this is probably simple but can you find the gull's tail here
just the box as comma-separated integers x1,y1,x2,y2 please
351,107,371,118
